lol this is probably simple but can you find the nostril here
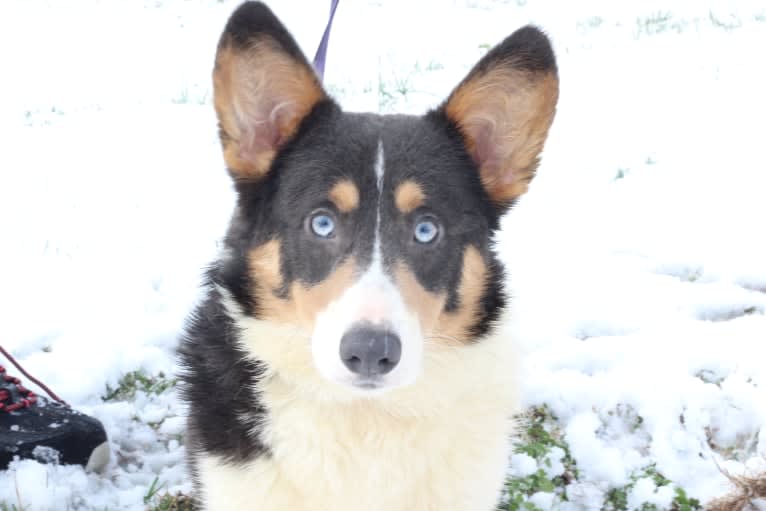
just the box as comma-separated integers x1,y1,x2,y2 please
347,356,362,372
377,358,398,376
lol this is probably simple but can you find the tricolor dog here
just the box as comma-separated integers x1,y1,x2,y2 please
179,2,558,509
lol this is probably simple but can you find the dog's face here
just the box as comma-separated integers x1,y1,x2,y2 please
212,2,558,396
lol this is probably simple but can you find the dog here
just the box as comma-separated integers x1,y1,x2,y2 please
178,2,558,509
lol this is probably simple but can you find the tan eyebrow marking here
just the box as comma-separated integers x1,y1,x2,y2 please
394,180,425,214
328,179,360,213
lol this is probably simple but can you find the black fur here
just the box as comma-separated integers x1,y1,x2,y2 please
221,1,312,68
457,24,557,83
178,284,269,467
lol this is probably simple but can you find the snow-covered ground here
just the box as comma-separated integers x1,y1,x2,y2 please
1,0,764,509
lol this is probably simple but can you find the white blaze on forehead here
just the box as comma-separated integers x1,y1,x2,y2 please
310,139,423,392
373,140,385,270
375,140,385,191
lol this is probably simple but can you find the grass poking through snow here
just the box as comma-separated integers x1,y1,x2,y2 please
499,406,578,510
144,476,196,510
145,491,196,511
102,370,177,402
500,406,704,511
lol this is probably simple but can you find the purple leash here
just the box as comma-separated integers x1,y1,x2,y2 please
312,0,340,81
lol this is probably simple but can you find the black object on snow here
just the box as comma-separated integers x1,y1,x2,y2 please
1,369,109,471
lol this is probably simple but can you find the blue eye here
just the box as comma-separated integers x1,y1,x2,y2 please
414,219,438,244
311,213,335,238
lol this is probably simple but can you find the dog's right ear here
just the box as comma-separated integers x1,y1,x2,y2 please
441,26,558,209
213,2,328,180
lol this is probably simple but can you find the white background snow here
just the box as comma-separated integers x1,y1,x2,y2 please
1,0,765,509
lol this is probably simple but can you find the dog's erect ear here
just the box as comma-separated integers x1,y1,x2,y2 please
443,26,559,207
213,2,328,180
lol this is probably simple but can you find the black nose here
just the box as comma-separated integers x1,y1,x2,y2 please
339,326,402,378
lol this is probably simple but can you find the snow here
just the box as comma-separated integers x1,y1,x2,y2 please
1,0,765,509
530,491,557,510
511,452,539,478
542,447,566,479
628,478,675,510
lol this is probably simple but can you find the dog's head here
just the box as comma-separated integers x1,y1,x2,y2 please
212,2,558,396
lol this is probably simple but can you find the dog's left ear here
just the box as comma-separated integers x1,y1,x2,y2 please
213,2,329,181
442,26,559,207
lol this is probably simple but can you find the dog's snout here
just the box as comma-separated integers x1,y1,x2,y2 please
339,326,402,378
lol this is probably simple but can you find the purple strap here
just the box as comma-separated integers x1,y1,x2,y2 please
312,0,340,81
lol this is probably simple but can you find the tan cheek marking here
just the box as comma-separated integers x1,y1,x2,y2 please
289,258,356,328
249,240,357,328
436,246,488,343
328,179,360,213
394,246,488,345
394,180,426,214
394,264,447,335
249,240,291,321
